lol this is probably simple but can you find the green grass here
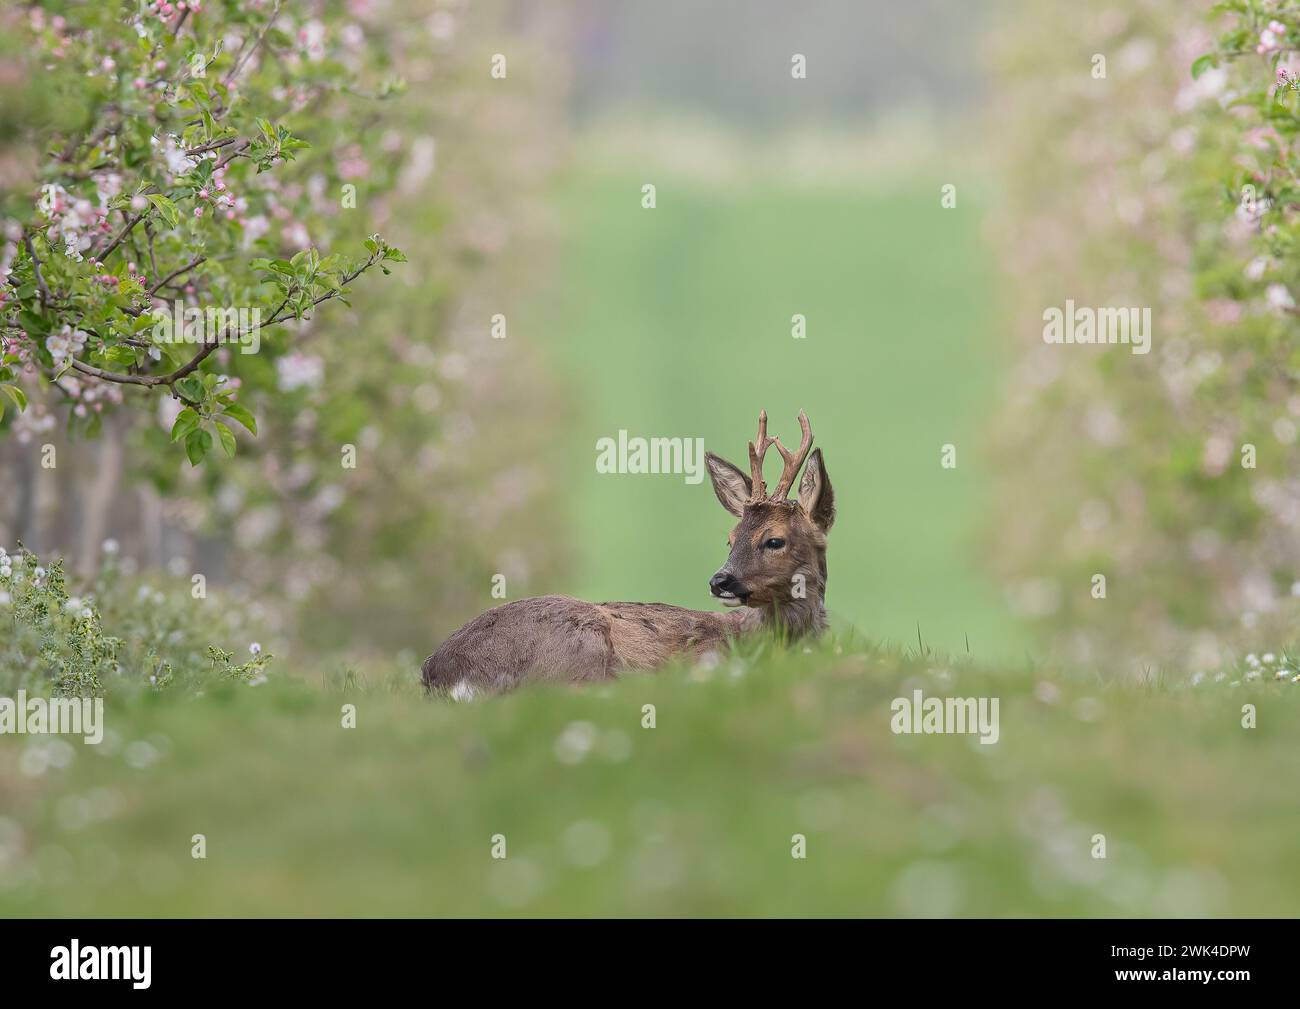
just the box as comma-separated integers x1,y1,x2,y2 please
543,163,1022,658
2,641,1296,917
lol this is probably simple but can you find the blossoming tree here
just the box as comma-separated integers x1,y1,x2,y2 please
0,1,404,465
989,0,1300,672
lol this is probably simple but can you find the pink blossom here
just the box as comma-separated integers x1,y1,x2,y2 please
1258,23,1288,54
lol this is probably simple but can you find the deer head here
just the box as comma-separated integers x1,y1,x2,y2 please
704,410,835,634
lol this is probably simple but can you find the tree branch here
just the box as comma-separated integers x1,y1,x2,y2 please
121,256,207,318
185,137,241,157
149,256,207,296
65,252,381,395
93,211,147,263
144,222,160,280
223,2,281,87
214,140,251,172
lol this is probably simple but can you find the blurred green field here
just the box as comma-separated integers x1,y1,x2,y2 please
545,161,1022,658
2,639,1297,917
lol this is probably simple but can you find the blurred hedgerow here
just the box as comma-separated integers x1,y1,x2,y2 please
0,1,405,465
988,1,1300,675
0,542,272,698
0,1,574,659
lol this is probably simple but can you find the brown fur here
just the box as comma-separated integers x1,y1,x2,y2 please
421,414,835,696
421,596,756,694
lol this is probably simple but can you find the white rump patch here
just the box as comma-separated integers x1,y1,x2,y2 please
448,680,478,703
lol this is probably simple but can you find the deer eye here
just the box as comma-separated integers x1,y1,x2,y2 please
764,537,786,550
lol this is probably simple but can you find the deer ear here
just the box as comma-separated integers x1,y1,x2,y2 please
798,448,834,532
705,452,751,518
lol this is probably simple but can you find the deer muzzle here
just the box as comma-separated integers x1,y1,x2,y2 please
709,569,749,607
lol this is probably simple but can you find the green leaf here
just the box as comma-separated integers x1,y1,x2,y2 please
221,402,258,436
214,421,237,458
1,385,27,412
184,427,213,466
146,194,181,229
1191,54,1215,80
20,310,51,337
170,407,201,442
256,118,277,145
104,346,136,365
176,376,205,403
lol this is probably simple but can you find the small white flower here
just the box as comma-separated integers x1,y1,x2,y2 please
0,566,10,578
554,721,598,765
1266,284,1295,311
1263,652,1276,664
80,608,92,619
249,642,262,655
275,352,324,392
102,538,119,555
155,134,198,178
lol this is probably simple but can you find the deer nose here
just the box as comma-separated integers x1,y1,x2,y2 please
710,571,740,597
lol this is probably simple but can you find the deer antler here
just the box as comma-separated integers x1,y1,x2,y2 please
747,409,813,502
747,409,776,500
771,409,813,499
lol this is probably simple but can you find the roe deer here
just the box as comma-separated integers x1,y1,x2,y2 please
421,410,834,698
